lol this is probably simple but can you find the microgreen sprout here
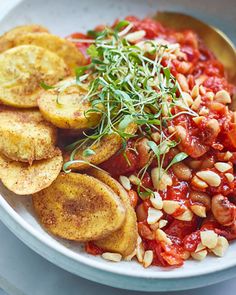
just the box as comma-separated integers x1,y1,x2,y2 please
58,21,194,190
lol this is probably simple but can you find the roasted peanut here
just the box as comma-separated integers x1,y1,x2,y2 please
191,85,199,99
205,91,215,101
143,250,154,268
156,229,172,245
190,204,206,217
125,30,146,43
102,252,122,262
191,250,208,261
196,170,221,187
176,73,189,92
215,90,231,104
200,230,218,249
214,162,232,173
206,119,220,139
199,85,206,95
191,95,202,111
225,173,234,182
147,208,163,224
151,168,172,191
182,91,193,106
175,209,193,221
191,176,208,189
211,236,229,257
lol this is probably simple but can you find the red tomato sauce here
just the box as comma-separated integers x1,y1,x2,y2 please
69,16,236,268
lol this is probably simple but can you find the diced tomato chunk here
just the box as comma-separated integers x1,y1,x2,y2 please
160,243,184,267
215,228,236,241
226,123,236,149
165,217,199,240
166,182,189,201
203,76,229,93
144,240,184,267
100,141,138,176
183,230,201,252
125,16,165,38
67,33,91,57
85,242,103,255
140,172,153,190
144,240,168,267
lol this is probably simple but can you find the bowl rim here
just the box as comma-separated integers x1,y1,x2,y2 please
1,194,236,280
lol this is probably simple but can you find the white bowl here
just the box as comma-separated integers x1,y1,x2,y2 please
0,0,236,291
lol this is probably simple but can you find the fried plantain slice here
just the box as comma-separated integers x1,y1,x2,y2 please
88,169,138,257
0,45,69,108
38,78,100,129
63,123,137,170
14,32,86,70
0,150,63,195
58,128,87,147
0,107,58,163
32,172,126,241
0,24,49,53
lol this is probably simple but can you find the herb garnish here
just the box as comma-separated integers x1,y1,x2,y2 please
60,21,196,191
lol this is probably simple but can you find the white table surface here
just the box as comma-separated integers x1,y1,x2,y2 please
0,221,236,295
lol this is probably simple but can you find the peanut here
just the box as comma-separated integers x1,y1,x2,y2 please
176,73,189,92
215,90,231,104
196,171,221,187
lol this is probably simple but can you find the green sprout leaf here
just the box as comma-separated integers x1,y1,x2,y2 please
118,115,133,130
166,152,188,171
114,20,130,32
82,149,96,157
137,185,154,200
62,22,194,177
75,65,89,78
40,82,55,90
122,151,131,166
87,44,99,58
87,30,101,38
63,160,103,173
147,141,160,157
163,67,171,82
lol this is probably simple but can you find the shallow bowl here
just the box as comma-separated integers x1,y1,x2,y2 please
0,0,236,291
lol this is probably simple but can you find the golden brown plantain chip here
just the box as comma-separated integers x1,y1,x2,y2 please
32,172,126,241
0,150,63,195
0,24,49,53
0,107,58,163
14,32,86,70
59,128,86,139
38,78,100,129
58,128,87,147
88,169,138,257
63,123,137,170
63,133,125,170
0,45,69,108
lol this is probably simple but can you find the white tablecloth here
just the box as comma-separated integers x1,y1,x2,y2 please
0,221,236,295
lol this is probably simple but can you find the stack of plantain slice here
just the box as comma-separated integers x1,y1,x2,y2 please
0,25,138,258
